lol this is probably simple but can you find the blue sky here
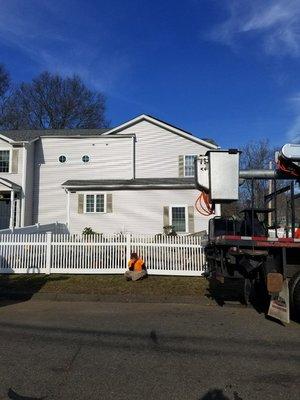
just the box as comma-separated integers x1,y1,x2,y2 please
1,0,300,147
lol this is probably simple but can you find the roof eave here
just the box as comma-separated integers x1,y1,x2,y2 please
62,183,195,191
0,134,19,144
40,134,135,139
0,178,22,191
0,133,34,145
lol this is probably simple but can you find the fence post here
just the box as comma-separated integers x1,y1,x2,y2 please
35,222,40,233
126,233,131,267
45,232,52,275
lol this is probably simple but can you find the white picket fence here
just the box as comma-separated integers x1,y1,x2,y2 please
0,222,68,234
0,233,206,276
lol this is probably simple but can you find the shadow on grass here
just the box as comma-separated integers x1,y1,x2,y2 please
0,274,69,307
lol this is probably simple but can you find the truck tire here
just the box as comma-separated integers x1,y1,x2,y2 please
289,273,300,320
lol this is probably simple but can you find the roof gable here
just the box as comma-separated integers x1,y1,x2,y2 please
105,114,218,149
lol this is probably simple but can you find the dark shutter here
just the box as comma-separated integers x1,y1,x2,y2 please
188,206,195,233
78,194,84,213
106,194,113,213
11,149,19,173
178,155,184,177
163,206,170,227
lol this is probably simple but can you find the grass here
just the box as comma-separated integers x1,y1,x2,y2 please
0,274,208,297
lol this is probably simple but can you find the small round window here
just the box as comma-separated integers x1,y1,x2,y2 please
82,155,90,163
59,155,66,163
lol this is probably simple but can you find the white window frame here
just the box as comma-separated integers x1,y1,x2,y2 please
169,204,188,233
84,193,107,214
58,154,67,164
82,155,90,163
184,155,197,177
0,148,12,174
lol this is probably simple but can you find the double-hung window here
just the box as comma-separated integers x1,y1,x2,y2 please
85,194,106,213
170,206,187,233
184,155,196,177
0,150,10,173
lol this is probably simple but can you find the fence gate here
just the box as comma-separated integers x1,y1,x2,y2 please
0,234,206,276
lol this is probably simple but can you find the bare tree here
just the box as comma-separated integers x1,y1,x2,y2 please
240,139,275,209
0,64,10,97
0,64,11,125
239,139,290,227
1,72,108,129
222,139,277,219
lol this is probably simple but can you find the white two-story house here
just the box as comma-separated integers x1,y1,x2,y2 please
0,114,219,234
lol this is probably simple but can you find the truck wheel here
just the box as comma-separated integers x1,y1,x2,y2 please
290,273,300,320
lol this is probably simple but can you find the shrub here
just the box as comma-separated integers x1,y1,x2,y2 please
82,227,99,235
163,225,177,236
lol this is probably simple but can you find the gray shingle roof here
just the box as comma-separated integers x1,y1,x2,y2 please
0,128,109,142
62,178,195,190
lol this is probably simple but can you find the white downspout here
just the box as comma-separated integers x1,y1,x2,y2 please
9,190,15,229
21,144,27,227
15,196,21,227
132,135,136,179
66,190,70,232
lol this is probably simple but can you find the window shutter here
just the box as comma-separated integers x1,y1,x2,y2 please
178,155,184,177
163,206,170,227
106,194,113,213
11,150,19,173
188,206,195,233
78,194,84,214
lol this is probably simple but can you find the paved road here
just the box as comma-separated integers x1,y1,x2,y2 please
0,299,299,400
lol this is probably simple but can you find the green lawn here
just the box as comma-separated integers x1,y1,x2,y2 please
0,274,208,297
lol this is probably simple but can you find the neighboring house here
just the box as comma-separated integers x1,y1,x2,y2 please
0,114,219,234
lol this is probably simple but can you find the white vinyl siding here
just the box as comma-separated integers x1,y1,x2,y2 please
33,136,133,224
29,119,219,233
68,189,214,234
0,140,35,227
184,155,196,177
113,120,209,178
0,139,24,187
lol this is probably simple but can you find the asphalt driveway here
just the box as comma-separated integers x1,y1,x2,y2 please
0,299,299,400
